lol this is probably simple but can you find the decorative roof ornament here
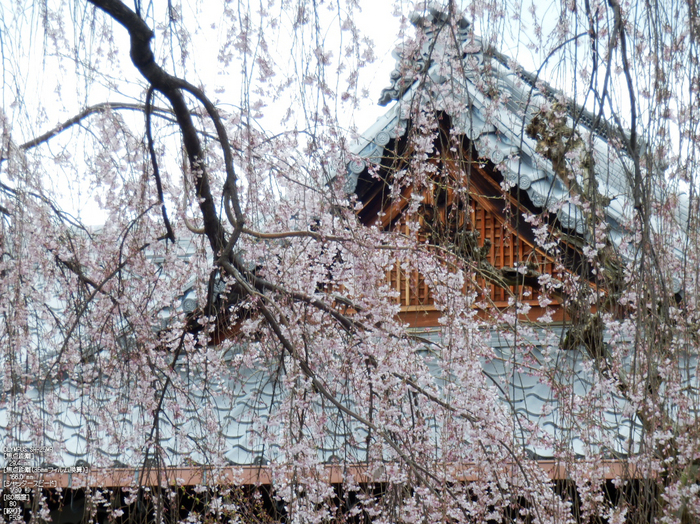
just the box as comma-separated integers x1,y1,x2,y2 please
378,3,471,106
375,131,391,146
490,149,505,164
348,159,366,174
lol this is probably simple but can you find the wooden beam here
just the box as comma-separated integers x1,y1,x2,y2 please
26,460,645,488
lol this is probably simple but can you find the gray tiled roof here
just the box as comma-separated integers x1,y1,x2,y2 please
5,327,694,469
344,6,689,241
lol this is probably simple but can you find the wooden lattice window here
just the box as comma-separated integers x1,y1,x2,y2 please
385,199,556,310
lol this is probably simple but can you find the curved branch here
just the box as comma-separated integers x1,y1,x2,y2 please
240,226,414,251
168,77,245,225
183,216,207,235
609,0,640,207
42,239,152,389
88,0,227,255
219,259,460,508
0,181,86,231
19,102,168,151
145,87,175,243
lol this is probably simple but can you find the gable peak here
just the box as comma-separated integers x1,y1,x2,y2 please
379,3,473,106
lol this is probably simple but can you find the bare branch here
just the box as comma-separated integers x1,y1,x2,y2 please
145,87,175,243
19,102,167,151
88,0,227,255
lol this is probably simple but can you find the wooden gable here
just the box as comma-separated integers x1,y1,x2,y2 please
353,127,566,324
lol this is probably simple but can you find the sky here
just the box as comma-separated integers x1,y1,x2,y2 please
0,0,403,134
0,0,618,225
0,0,407,223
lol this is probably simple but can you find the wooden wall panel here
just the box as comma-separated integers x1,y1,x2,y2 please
385,198,556,312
